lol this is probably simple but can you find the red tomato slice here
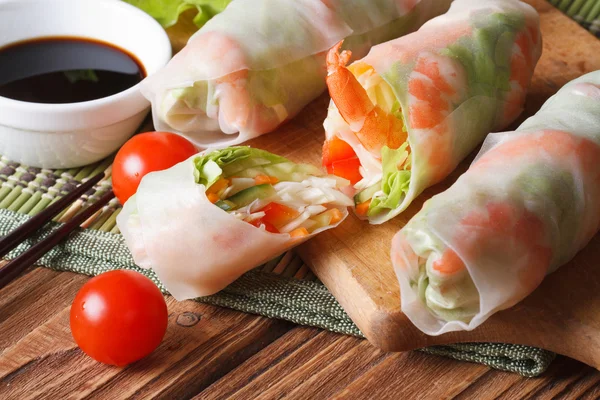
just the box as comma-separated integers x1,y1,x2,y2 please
112,132,197,205
259,203,300,228
328,157,363,184
248,218,279,233
70,270,168,366
322,137,358,166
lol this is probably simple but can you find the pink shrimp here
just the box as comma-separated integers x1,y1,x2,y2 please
434,202,552,291
364,22,471,67
473,130,600,173
432,248,466,275
217,72,283,134
392,232,419,271
407,53,466,182
195,32,284,134
325,41,408,156
502,26,540,123
408,56,456,129
473,129,600,242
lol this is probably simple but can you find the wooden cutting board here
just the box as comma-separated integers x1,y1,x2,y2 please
245,0,600,369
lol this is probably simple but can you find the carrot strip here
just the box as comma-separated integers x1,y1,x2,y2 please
207,193,220,203
289,227,309,238
207,178,229,195
329,208,344,224
255,175,279,185
355,200,371,216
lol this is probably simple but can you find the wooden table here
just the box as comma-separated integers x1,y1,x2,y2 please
1,1,599,397
1,267,599,399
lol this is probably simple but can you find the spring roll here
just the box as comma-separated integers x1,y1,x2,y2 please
323,0,541,224
392,71,600,334
142,0,453,147
117,146,353,300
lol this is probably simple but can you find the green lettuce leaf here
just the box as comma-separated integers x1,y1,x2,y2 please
193,146,322,189
368,144,411,216
441,11,524,98
124,0,231,29
170,81,212,112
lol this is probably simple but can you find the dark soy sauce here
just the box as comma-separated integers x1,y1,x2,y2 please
0,36,146,104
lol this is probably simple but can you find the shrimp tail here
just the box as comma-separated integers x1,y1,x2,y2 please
325,41,405,154
326,41,374,126
326,41,352,76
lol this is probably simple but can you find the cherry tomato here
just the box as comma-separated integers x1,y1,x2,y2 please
112,131,197,204
70,270,168,366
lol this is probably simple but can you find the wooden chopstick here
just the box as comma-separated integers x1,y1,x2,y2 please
0,171,105,258
0,190,115,290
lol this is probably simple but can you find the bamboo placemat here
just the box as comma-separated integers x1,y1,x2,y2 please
549,0,600,37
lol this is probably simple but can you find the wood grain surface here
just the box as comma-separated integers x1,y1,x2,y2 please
1,1,599,398
248,0,600,365
1,266,600,399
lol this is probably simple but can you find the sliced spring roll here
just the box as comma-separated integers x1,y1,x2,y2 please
142,0,453,147
323,0,541,224
392,71,600,334
117,146,353,300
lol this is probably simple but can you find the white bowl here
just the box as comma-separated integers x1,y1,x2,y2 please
0,0,172,168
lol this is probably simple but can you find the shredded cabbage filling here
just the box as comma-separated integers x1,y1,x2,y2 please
196,147,353,236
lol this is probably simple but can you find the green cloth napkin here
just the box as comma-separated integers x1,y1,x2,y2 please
0,208,554,377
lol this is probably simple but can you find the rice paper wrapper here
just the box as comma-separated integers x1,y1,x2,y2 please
141,0,452,147
117,154,349,301
392,71,600,334
324,0,541,224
